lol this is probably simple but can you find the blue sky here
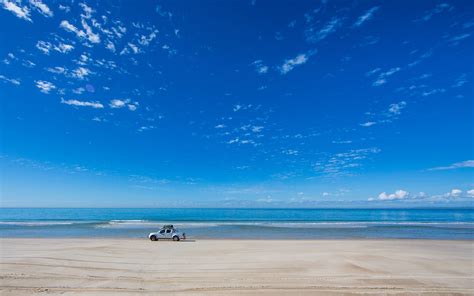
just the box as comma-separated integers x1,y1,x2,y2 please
0,0,473,207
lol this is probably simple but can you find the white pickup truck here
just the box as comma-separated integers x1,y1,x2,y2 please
148,225,186,241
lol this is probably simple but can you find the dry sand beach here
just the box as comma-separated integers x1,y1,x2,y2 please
0,239,473,295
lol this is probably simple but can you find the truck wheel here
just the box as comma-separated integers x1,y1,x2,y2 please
173,236,180,241
150,235,157,241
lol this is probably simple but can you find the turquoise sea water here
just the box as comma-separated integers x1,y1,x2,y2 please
0,208,473,239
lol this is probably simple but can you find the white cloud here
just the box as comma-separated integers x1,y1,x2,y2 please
360,121,376,127
279,51,315,74
29,0,53,17
58,4,70,13
215,124,226,129
283,149,298,155
109,99,127,108
71,67,91,80
138,30,158,46
353,6,379,27
138,125,156,132
366,68,381,76
36,41,52,54
1,0,31,22
36,41,74,55
372,78,386,86
35,80,55,94
227,138,239,144
81,18,100,43
388,101,407,115
445,189,462,198
257,65,268,74
60,17,102,45
72,87,85,94
0,74,20,85
109,99,138,111
60,20,86,39
226,137,257,146
372,188,474,202
428,160,474,171
46,66,66,74
252,60,269,74
120,43,140,55
61,98,104,109
56,43,74,53
79,2,93,19
92,116,105,122
128,103,138,111
106,41,116,52
378,189,409,200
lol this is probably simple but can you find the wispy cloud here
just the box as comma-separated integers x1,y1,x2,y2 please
421,88,445,97
428,160,474,171
417,3,452,22
279,51,315,74
60,20,86,38
449,33,471,44
372,67,401,86
452,74,468,88
61,98,104,109
305,17,342,43
353,6,379,27
1,0,31,21
60,18,100,44
360,101,407,127
29,0,53,17
35,80,56,94
314,147,381,177
0,74,20,85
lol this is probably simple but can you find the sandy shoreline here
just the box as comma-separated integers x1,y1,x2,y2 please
1,239,473,295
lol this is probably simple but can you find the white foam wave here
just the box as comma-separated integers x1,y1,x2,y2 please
0,221,89,226
93,220,474,229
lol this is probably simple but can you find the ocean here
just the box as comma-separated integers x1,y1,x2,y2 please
0,208,473,239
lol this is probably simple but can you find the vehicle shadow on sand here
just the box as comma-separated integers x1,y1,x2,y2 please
150,239,196,242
